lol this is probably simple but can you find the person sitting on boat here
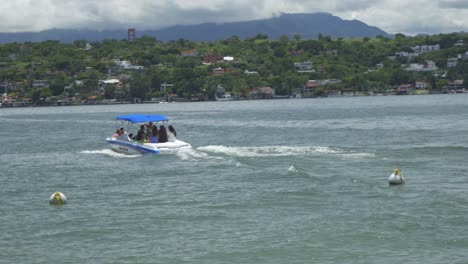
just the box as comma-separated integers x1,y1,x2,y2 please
135,125,146,143
158,125,168,143
112,129,121,138
149,125,159,143
168,125,177,142
145,122,153,141
119,127,126,136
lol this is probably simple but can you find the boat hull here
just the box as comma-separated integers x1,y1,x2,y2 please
106,138,192,154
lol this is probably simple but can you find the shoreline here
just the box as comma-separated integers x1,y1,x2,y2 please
1,92,467,109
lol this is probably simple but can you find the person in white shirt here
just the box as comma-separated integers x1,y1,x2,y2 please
168,125,177,142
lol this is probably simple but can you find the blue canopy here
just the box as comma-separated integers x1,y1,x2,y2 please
116,114,169,123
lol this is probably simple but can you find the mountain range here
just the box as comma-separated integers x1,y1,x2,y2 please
0,13,389,43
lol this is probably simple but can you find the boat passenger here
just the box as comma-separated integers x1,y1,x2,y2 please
149,125,159,143
168,125,177,142
135,125,146,143
112,129,120,138
159,125,168,143
145,122,153,140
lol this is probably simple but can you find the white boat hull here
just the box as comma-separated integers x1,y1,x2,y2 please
106,138,192,154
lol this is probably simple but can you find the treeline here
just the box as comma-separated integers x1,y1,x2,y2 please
0,32,467,101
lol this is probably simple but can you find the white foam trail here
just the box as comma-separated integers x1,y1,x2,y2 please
197,145,348,157
175,149,224,161
338,152,376,158
80,149,141,158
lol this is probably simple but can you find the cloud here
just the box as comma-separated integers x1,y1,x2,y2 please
439,0,468,9
0,0,467,34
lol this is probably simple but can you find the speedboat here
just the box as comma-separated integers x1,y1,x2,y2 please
106,114,192,154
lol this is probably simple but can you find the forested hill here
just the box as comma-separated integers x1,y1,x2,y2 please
0,13,388,43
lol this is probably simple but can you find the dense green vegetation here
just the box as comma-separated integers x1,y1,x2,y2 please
1,32,467,103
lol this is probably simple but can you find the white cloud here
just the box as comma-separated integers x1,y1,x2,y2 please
0,0,467,34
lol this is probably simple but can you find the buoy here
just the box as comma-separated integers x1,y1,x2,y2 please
388,168,404,185
49,192,67,205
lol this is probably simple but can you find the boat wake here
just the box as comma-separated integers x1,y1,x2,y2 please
80,149,141,158
80,146,374,160
196,145,375,158
175,148,224,161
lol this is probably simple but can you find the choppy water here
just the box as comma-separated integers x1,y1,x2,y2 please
1,95,468,263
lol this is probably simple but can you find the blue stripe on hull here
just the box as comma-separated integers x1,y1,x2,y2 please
106,139,160,154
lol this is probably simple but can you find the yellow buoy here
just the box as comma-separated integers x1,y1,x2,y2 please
49,192,67,205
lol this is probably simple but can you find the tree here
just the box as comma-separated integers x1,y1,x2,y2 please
49,73,68,96
129,73,151,100
293,34,301,42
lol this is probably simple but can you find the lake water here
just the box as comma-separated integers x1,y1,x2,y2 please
1,95,467,263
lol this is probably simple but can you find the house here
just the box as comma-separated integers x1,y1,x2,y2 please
411,44,440,53
317,79,342,86
405,60,438,71
248,87,275,99
259,87,275,97
395,84,413,95
244,70,259,75
32,80,48,88
395,51,419,59
160,83,174,92
112,59,144,70
291,50,303,56
303,80,320,94
180,50,199,57
2,81,26,92
448,80,464,92
454,40,465,47
321,49,338,56
415,81,430,89
212,67,238,75
212,67,225,75
463,52,468,60
293,61,313,71
98,79,125,97
202,54,223,64
447,58,458,68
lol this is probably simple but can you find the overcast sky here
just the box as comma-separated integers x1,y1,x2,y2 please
1,0,467,35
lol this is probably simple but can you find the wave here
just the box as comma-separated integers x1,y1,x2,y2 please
196,145,374,158
80,149,141,158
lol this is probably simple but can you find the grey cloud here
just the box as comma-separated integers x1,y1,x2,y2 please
0,0,467,34
334,0,375,12
439,0,468,9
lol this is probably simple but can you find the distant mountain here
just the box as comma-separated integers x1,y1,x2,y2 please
0,13,389,43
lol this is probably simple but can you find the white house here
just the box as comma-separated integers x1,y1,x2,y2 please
294,61,313,70
447,58,458,68
395,51,419,59
244,70,259,75
415,81,430,89
113,59,144,70
411,44,440,53
405,60,438,71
